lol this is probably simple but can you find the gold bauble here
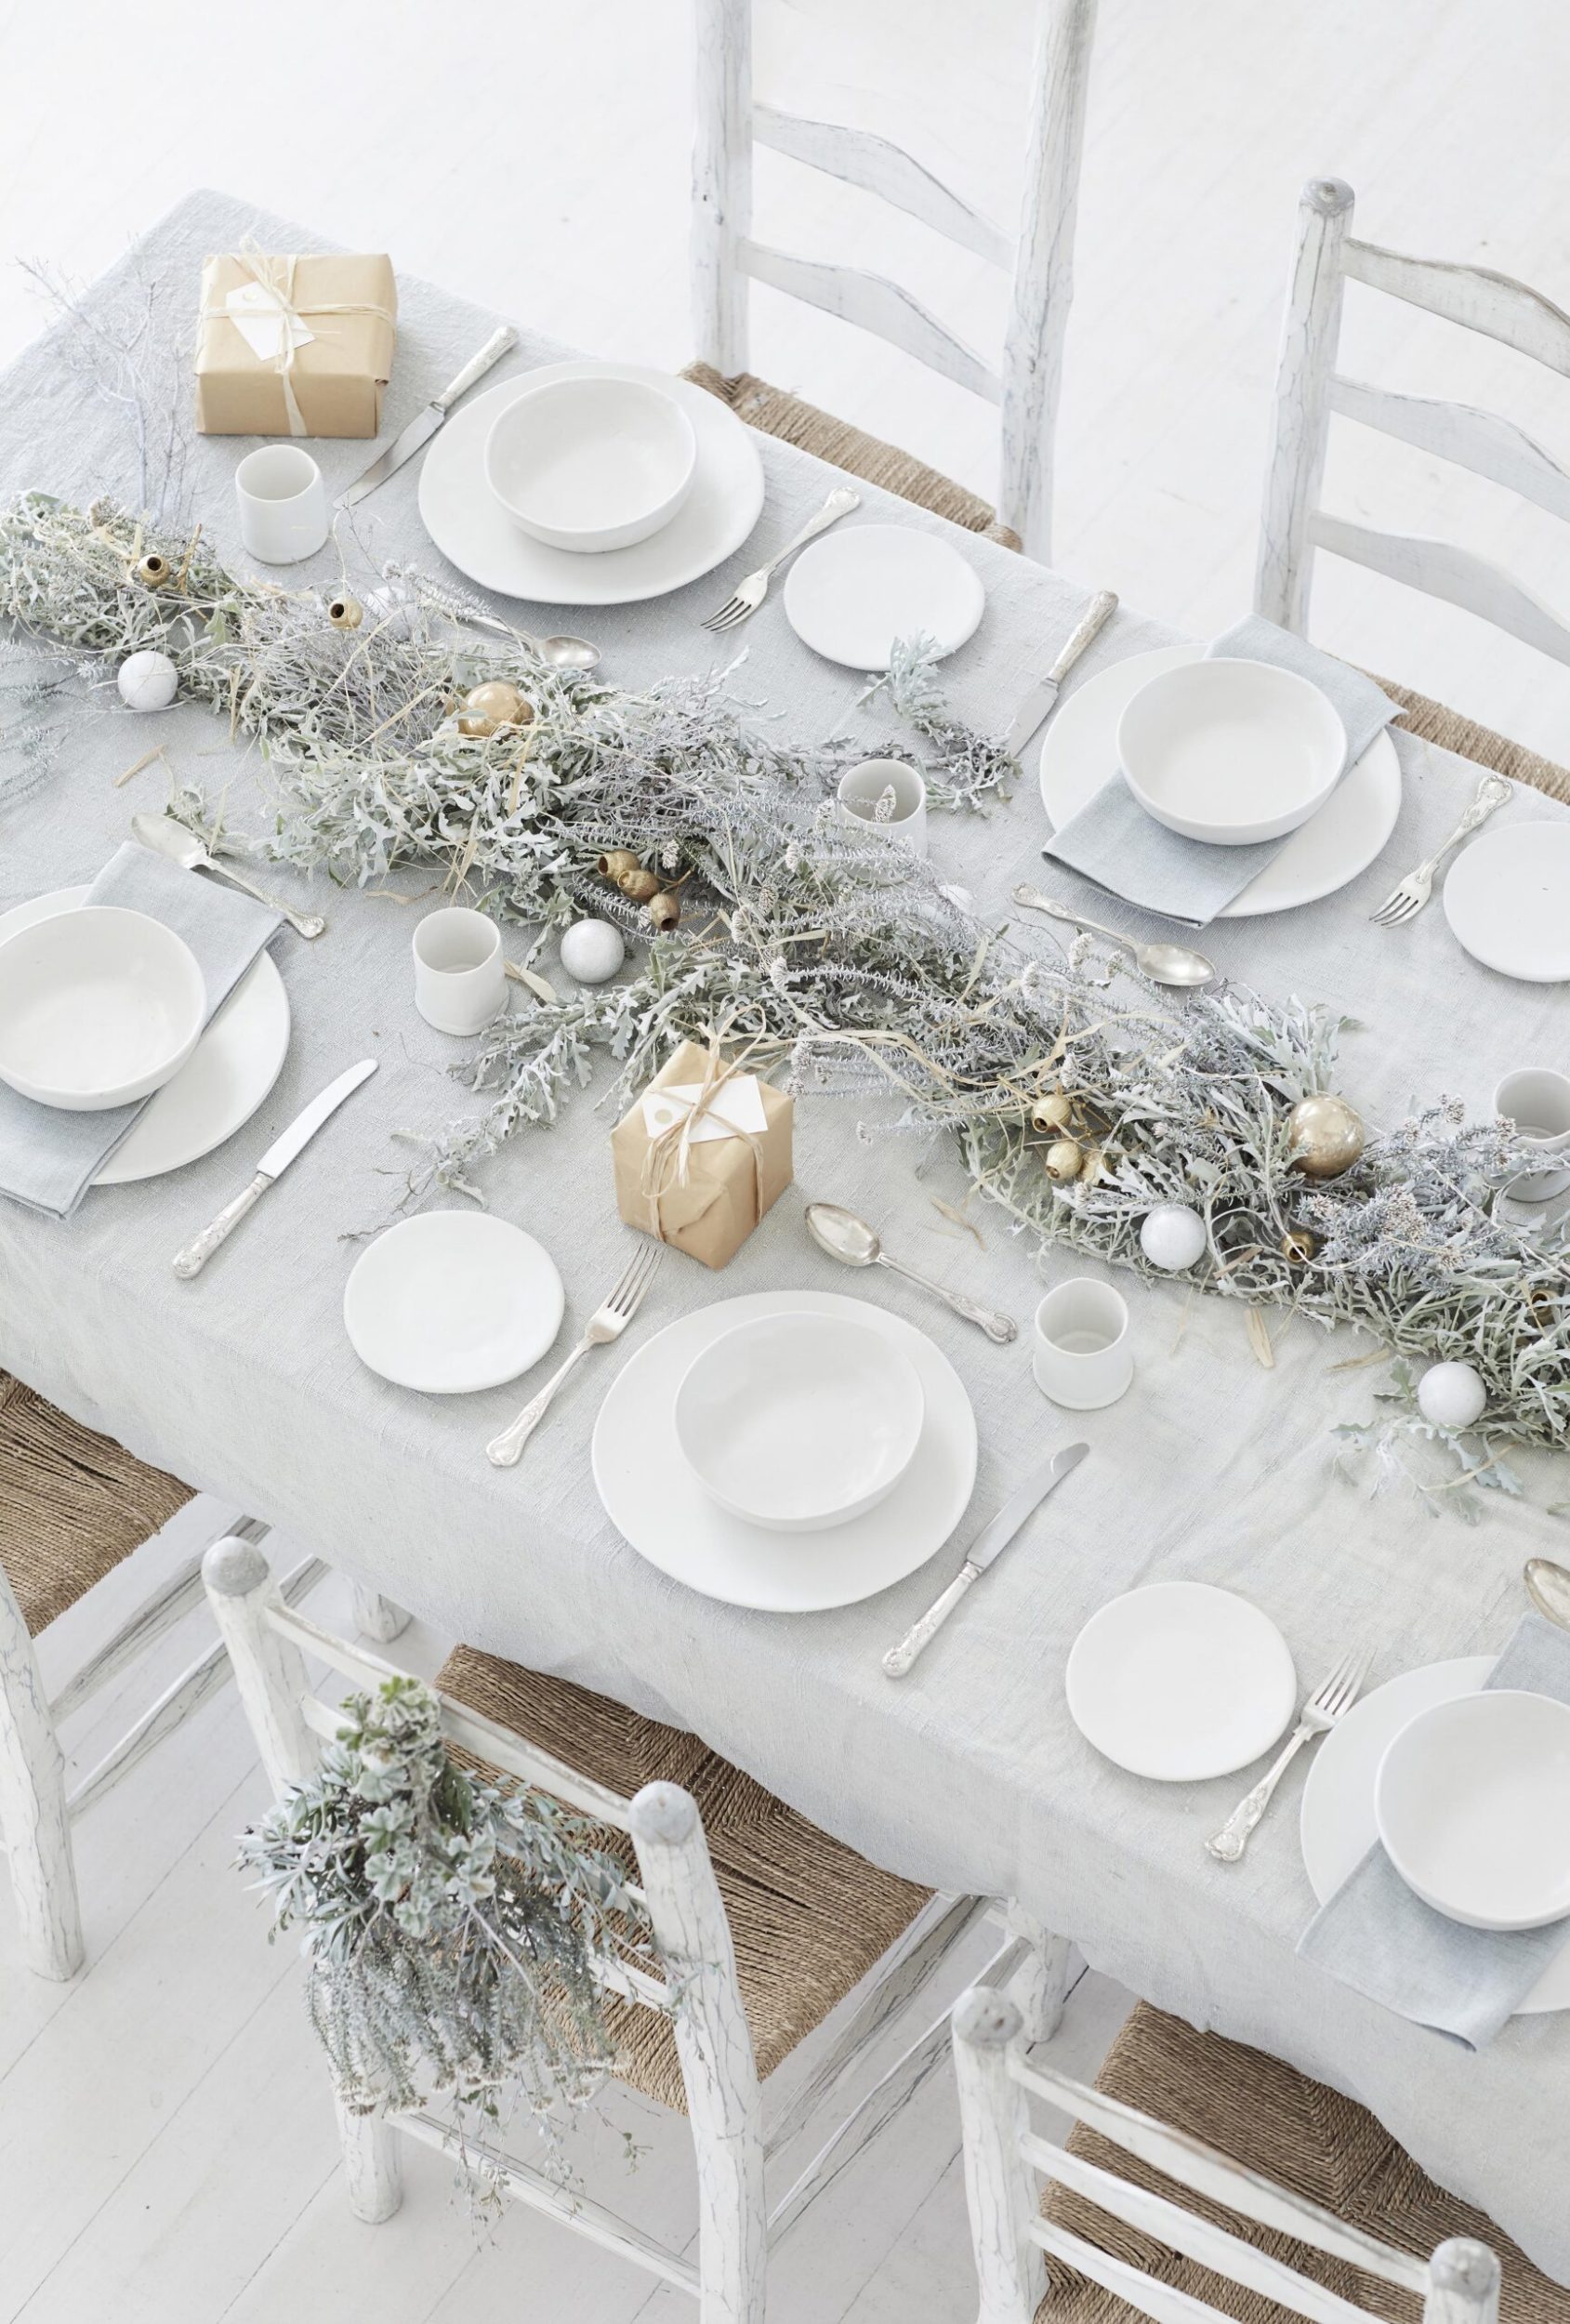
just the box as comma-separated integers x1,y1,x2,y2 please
618,865,661,903
1030,1089,1073,1133
648,891,682,931
1044,1138,1083,1182
1280,1227,1317,1264
134,551,170,588
598,849,640,882
327,595,363,630
1286,1092,1366,1180
457,680,533,737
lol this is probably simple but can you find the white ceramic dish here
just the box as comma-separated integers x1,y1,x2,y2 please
783,523,985,670
1116,656,1346,845
1443,823,1570,982
1300,1657,1570,2014
1374,1689,1570,1932
1039,645,1402,918
344,1212,564,1394
0,886,288,1183
673,1309,925,1532
592,1290,977,1612
0,905,205,1110
484,375,697,552
419,361,765,605
1065,1581,1297,1781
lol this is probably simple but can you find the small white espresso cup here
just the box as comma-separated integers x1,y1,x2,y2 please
413,907,508,1037
837,759,928,856
234,443,330,565
1032,1277,1133,1410
1494,1066,1570,1201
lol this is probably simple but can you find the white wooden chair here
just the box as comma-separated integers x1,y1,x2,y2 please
692,0,1099,560
1258,176,1570,672
204,1532,1071,2320
953,1987,1507,2324
0,1370,406,1981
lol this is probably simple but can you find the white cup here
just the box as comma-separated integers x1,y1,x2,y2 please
234,443,330,565
413,907,508,1037
1494,1067,1570,1201
837,759,928,856
1032,1277,1133,1410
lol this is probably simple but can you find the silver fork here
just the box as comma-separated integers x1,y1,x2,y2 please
1204,1649,1372,1862
700,487,861,632
1369,773,1512,928
485,1245,663,1467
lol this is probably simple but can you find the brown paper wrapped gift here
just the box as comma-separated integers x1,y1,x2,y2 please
611,1041,793,1270
195,250,398,438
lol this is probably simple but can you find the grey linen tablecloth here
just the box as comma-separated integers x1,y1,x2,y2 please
4,191,1570,2279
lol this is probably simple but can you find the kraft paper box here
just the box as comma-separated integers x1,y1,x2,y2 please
195,252,398,438
611,1042,793,1270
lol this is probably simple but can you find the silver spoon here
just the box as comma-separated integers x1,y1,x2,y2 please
1525,1558,1570,1630
1012,885,1216,988
805,1201,1017,1343
132,812,327,939
460,606,600,671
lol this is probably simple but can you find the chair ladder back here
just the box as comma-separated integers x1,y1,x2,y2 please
1257,177,1570,665
691,0,1097,559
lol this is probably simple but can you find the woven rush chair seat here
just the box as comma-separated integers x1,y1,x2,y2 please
436,1641,931,2112
682,362,1022,549
1040,2002,1568,2324
1375,680,1570,807
0,1372,193,1637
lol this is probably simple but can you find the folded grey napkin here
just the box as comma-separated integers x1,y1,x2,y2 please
1296,1613,1570,2049
0,844,280,1220
1040,614,1401,927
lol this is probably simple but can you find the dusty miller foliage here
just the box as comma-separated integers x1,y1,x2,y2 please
3,490,1567,1495
238,1676,652,2175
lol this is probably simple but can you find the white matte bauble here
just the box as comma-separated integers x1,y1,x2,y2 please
116,649,178,712
560,918,626,985
1139,1202,1207,1272
1418,1361,1486,1432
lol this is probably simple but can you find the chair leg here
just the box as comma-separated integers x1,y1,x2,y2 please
0,1566,84,1980
339,2102,403,2223
1006,1903,1072,2045
349,1585,411,1644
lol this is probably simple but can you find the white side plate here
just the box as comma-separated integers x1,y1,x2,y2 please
1442,822,1570,983
1065,1580,1297,1780
783,522,985,670
344,1211,565,1394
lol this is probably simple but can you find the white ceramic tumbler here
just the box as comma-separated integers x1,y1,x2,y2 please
1032,1277,1133,1411
234,444,330,565
413,907,508,1037
837,759,928,856
1494,1067,1570,1202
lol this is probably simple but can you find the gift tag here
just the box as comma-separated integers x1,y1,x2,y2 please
225,281,314,365
640,1076,769,1145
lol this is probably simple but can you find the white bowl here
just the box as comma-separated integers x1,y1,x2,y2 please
483,374,697,552
1115,657,1346,845
0,905,206,1111
673,1310,926,1533
1375,1689,1570,1931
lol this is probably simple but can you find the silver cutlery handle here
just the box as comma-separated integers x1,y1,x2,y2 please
1417,772,1512,876
878,1252,1017,1343
173,1172,270,1279
1048,589,1118,685
883,1563,980,1677
760,488,861,579
209,861,325,939
486,1338,588,1467
1204,1723,1310,1862
1013,887,1125,957
435,327,518,412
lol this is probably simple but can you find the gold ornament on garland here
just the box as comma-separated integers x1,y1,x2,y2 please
597,849,640,883
617,865,661,903
1286,1091,1366,1181
1043,1138,1083,1182
133,550,170,588
457,680,533,738
647,891,681,931
327,595,363,631
1280,1227,1317,1264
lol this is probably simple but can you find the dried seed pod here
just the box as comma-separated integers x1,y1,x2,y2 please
647,890,681,931
597,849,640,882
1030,1089,1073,1133
134,551,170,587
327,595,364,630
1280,1227,1317,1264
456,680,532,737
617,865,661,903
1043,1138,1082,1182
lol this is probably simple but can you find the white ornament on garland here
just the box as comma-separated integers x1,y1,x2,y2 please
1140,1202,1207,1272
559,918,626,985
116,648,178,712
1418,1360,1486,1432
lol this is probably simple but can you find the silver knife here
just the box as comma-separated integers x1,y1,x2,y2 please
1003,590,1118,759
882,1442,1088,1678
336,327,518,509
172,1060,378,1278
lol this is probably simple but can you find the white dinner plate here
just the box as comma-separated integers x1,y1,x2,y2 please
344,1212,565,1394
418,361,766,605
592,1289,978,1611
1038,644,1403,918
783,523,985,670
0,885,289,1183
1442,823,1570,982
1300,1655,1570,2015
1065,1581,1298,1780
